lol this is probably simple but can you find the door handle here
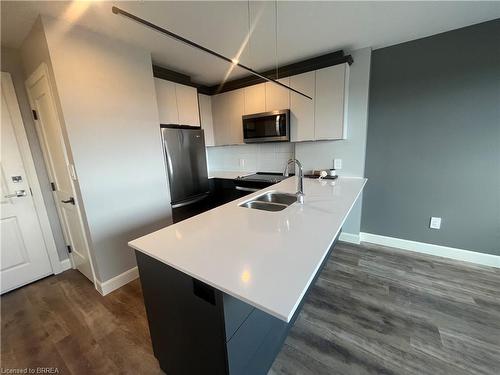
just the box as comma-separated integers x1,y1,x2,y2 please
61,197,75,205
4,190,27,198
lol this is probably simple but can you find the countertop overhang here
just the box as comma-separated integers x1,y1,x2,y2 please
129,176,366,322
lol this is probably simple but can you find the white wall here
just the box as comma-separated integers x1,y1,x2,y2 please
295,48,372,236
1,46,68,261
22,17,171,282
207,143,294,173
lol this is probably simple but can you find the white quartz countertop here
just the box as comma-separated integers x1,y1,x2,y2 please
129,176,366,322
208,170,253,179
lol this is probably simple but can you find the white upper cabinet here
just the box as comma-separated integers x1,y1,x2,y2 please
198,94,214,147
265,77,290,111
207,63,349,146
176,84,200,126
154,77,200,126
211,89,245,146
244,83,266,115
314,63,349,140
154,78,178,125
290,71,315,142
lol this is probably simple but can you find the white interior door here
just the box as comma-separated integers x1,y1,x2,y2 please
25,65,94,283
1,74,54,293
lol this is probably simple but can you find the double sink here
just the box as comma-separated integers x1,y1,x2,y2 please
239,191,298,212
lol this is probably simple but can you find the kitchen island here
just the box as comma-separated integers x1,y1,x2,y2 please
129,176,366,374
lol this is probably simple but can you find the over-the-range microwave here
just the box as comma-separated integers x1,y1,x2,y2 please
242,109,290,143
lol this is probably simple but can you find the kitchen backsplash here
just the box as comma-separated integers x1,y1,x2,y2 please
207,143,295,173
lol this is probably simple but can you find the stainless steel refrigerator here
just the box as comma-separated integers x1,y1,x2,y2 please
161,126,210,223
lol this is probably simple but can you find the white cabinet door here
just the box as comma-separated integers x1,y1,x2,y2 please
154,78,178,125
290,71,315,142
244,83,266,115
212,89,245,146
176,84,200,126
315,63,349,140
265,77,290,111
198,94,214,146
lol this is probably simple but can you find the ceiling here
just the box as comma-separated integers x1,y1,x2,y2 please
2,1,500,85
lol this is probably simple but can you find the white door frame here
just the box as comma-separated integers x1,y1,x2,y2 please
24,63,97,286
1,71,62,274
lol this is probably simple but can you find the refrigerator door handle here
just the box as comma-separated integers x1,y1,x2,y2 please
171,192,210,208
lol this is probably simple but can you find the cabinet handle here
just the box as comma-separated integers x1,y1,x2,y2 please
193,279,216,305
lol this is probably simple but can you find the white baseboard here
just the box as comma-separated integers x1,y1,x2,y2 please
95,267,139,296
339,232,361,244
59,258,72,272
360,232,500,268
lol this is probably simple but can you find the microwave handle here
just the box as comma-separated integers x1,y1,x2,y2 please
275,115,280,136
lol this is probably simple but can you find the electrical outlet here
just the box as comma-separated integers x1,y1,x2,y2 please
334,158,342,170
429,217,441,230
239,158,245,167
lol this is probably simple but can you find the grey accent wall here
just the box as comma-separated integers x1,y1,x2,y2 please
362,19,500,256
1,46,68,261
295,47,372,235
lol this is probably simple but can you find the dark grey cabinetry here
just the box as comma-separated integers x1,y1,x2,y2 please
209,178,248,207
135,232,340,375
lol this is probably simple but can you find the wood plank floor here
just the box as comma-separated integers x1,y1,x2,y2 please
2,242,499,374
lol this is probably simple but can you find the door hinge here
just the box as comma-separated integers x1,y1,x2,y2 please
67,245,72,254
32,109,38,120
50,182,56,191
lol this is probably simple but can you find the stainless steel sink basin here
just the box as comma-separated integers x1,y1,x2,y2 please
239,192,297,212
254,192,298,206
239,201,287,212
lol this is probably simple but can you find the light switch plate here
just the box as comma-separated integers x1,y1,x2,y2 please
334,159,342,170
429,217,441,229
239,158,245,167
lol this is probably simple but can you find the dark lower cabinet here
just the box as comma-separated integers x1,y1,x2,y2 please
135,233,340,375
173,176,288,224
136,250,226,374
172,179,250,224
172,195,212,223
209,178,249,207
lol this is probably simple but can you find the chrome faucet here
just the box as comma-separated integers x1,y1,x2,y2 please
283,159,305,204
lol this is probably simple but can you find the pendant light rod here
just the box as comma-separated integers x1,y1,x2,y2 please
111,6,312,100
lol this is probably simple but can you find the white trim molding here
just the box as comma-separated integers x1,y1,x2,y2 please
339,232,361,244
60,258,72,272
95,267,139,296
360,232,500,268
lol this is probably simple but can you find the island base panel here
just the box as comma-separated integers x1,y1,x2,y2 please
134,232,339,375
135,251,229,375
